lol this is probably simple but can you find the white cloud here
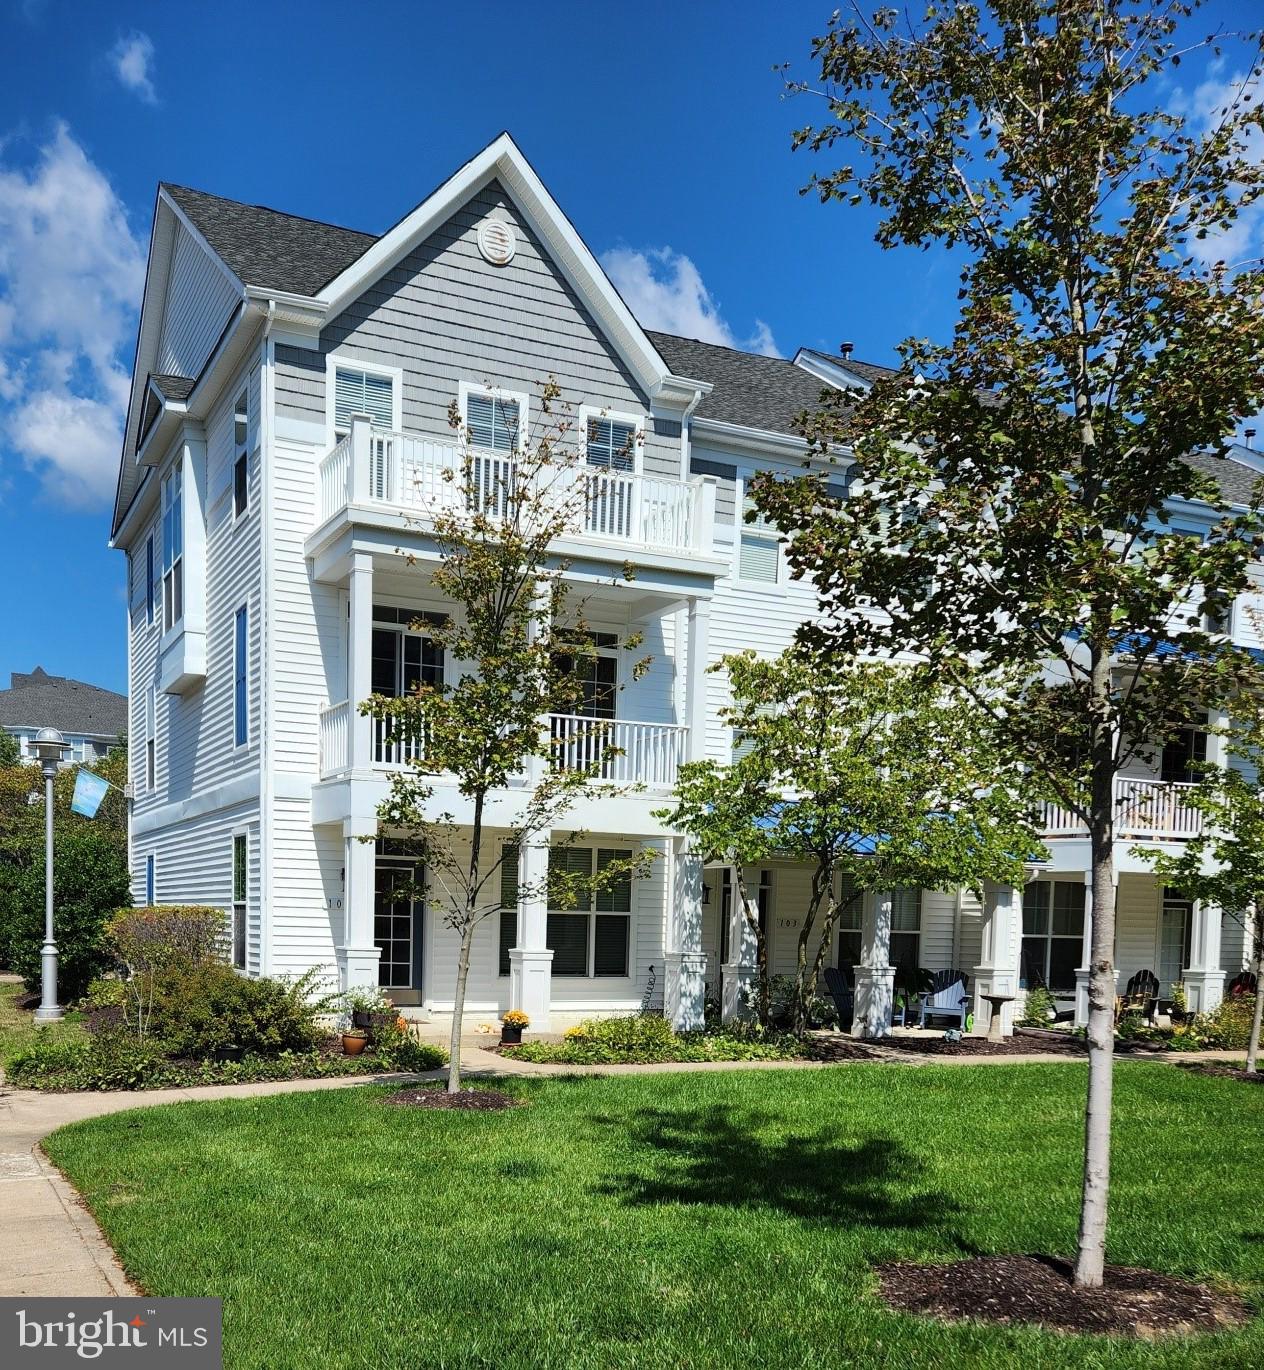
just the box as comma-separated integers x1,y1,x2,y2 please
0,124,144,507
601,246,781,357
110,32,157,105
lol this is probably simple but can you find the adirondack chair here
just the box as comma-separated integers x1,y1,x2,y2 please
912,969,970,1029
1116,969,1160,1023
1227,970,1258,998
823,965,855,1031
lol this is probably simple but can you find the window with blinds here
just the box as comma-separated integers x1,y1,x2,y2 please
586,416,637,471
466,392,520,452
334,368,394,434
738,493,779,582
835,884,921,971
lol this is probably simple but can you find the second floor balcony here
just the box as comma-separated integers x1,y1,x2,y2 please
1041,777,1203,843
318,701,688,793
315,418,717,562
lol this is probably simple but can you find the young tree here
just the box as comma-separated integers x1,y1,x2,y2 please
1136,712,1264,1072
0,732,20,768
662,649,1040,1036
768,1,1264,1285
365,385,651,1093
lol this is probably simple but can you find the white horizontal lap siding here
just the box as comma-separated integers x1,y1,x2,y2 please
1220,909,1249,974
957,889,984,972
319,182,680,481
272,437,343,775
918,890,958,972
157,225,240,380
268,806,342,981
1116,874,1160,985
165,355,262,800
131,803,259,965
127,504,162,825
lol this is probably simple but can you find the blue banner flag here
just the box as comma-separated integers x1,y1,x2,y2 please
71,769,110,819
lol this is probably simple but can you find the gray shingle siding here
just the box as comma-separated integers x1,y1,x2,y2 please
274,344,325,424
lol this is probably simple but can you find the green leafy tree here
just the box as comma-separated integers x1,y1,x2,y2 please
365,384,652,1093
769,1,1264,1284
1136,712,1264,1072
0,732,20,768
661,650,1040,1035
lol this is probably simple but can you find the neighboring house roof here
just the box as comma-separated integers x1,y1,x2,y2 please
646,331,864,438
1181,449,1263,509
150,373,196,402
163,182,377,296
0,668,127,739
796,346,900,389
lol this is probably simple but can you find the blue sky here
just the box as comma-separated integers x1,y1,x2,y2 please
0,0,1255,696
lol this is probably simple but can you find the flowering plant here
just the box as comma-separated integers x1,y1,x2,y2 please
502,1009,530,1028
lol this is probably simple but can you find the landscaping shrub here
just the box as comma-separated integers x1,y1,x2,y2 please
1018,987,1058,1027
6,1033,447,1092
1170,994,1257,1051
1,826,131,998
146,963,328,1059
506,1015,805,1064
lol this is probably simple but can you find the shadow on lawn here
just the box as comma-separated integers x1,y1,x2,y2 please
593,1102,962,1236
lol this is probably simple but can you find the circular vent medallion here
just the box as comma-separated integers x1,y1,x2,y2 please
477,218,516,265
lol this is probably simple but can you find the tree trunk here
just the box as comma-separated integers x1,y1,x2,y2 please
734,863,770,1027
1075,715,1117,1288
447,919,475,1094
793,865,832,1037
1247,908,1263,1075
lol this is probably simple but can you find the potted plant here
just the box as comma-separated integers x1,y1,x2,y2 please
500,1009,529,1045
345,987,396,1038
342,1028,368,1056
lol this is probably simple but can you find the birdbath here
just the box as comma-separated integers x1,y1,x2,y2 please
981,993,1015,1044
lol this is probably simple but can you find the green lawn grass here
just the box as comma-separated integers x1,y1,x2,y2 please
0,977,85,1064
45,1063,1264,1370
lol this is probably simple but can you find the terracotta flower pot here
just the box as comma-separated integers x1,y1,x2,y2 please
343,1033,368,1056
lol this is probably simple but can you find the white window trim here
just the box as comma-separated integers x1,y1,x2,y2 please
231,828,249,971
734,475,783,586
233,604,249,749
543,845,635,981
145,853,156,907
161,464,184,631
577,406,645,476
232,391,251,523
458,380,529,454
325,354,404,447
370,605,451,695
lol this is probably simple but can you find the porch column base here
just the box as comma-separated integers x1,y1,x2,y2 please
851,965,895,1039
509,947,553,1030
1074,967,1120,1028
720,962,756,1022
971,970,1019,1038
1181,968,1226,1015
337,945,381,991
665,952,707,1032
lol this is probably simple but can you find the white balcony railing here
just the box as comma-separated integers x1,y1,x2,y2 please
1041,778,1203,841
318,700,685,791
315,419,715,557
549,714,687,790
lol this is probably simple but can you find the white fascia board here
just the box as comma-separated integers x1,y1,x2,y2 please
245,286,327,344
691,415,853,470
315,132,672,399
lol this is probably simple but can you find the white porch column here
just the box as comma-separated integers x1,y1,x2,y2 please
509,833,553,1029
1184,900,1226,1013
721,865,758,1021
665,836,706,1030
684,595,712,762
972,882,1022,1038
338,816,380,990
348,550,374,772
1074,871,1120,1027
851,890,895,1039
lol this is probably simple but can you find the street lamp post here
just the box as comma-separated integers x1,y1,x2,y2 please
31,727,68,1023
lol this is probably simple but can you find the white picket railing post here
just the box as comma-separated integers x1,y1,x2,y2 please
348,414,373,505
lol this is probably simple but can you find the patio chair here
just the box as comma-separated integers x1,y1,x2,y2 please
823,965,855,1031
1116,969,1160,1023
1227,970,1258,998
912,969,970,1029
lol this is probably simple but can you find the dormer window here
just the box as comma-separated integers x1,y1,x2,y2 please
333,366,394,436
162,466,184,629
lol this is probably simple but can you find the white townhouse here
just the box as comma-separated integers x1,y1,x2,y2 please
110,133,1257,1035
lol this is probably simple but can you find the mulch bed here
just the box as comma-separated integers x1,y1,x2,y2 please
875,1254,1250,1339
1174,1061,1263,1085
384,1086,518,1111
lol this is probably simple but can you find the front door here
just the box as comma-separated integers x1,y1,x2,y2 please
1159,898,1192,996
375,861,424,1006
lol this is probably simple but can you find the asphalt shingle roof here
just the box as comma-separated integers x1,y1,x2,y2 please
0,669,128,738
163,183,377,296
1181,449,1263,508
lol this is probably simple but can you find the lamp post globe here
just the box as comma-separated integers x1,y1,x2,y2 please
31,727,68,1023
